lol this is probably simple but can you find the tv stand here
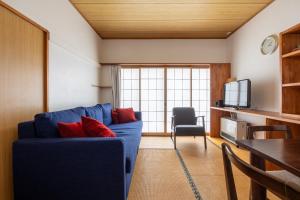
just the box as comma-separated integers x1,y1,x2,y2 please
210,106,300,138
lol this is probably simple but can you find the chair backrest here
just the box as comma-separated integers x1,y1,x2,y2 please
246,125,292,139
172,107,196,126
221,143,299,200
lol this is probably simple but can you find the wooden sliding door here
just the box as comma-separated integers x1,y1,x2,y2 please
0,2,48,200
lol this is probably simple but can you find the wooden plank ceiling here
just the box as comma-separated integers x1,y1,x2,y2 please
70,0,273,39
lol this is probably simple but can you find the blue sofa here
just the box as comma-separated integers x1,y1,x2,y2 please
13,103,142,200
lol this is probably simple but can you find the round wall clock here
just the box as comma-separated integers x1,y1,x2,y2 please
260,34,279,55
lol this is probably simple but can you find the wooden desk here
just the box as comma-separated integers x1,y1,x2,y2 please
236,139,300,200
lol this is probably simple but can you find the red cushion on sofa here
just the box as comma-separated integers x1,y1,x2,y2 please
116,108,136,123
57,122,86,138
81,116,116,137
112,110,119,124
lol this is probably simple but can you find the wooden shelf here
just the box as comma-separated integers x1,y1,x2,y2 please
211,106,300,125
99,86,112,88
91,84,112,88
280,23,300,116
282,49,300,58
282,82,300,87
281,23,300,35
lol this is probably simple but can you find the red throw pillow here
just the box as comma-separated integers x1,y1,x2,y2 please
116,108,136,123
57,122,86,138
81,116,116,138
112,110,119,124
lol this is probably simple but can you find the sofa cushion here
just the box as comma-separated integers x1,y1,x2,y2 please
175,125,205,135
112,110,119,124
34,107,85,138
82,116,116,138
57,122,86,138
116,108,137,124
18,121,36,139
108,121,143,135
101,103,113,126
85,104,103,122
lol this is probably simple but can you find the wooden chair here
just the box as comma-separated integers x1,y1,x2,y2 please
246,125,292,140
221,143,300,200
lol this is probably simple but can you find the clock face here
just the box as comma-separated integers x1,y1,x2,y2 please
261,35,278,55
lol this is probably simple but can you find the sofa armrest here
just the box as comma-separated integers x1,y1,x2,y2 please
13,138,127,200
134,111,142,121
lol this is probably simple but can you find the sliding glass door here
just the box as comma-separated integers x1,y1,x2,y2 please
192,68,211,132
166,68,191,132
120,66,210,134
140,68,165,133
120,68,140,111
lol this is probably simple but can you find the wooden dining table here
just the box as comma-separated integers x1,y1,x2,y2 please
236,139,300,200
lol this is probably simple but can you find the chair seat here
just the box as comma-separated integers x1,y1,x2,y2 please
175,125,205,136
267,170,300,192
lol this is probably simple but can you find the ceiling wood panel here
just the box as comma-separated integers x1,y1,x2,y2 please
73,4,267,21
89,20,244,32
71,0,272,3
99,31,228,39
70,0,273,39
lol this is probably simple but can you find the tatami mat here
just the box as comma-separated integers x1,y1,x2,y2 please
128,149,195,200
139,136,174,149
129,136,279,200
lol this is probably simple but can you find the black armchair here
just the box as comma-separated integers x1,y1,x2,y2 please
171,107,207,149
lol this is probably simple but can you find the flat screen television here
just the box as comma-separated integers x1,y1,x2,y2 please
224,79,251,108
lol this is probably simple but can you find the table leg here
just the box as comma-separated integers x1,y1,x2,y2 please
250,153,266,200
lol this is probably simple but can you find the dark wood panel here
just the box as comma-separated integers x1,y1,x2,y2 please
282,58,300,84
210,63,231,137
266,118,300,139
282,87,300,115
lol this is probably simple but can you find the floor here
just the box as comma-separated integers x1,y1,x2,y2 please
128,136,279,200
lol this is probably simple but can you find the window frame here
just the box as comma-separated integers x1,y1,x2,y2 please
120,64,211,135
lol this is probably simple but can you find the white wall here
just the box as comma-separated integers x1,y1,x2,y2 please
101,39,229,63
99,66,113,104
228,0,300,112
100,39,230,104
3,0,102,111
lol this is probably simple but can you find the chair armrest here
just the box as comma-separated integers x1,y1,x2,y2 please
13,138,126,200
135,111,142,121
195,116,205,128
196,115,205,118
171,115,175,130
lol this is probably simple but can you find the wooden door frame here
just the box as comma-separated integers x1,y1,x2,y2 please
0,1,49,111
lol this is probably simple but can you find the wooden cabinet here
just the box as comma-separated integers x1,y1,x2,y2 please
280,23,300,117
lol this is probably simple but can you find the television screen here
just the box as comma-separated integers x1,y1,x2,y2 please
224,81,239,106
224,79,251,108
